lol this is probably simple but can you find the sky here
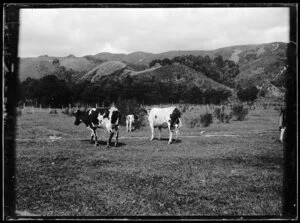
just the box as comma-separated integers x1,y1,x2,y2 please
18,7,290,57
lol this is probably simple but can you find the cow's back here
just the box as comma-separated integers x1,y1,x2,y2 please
148,107,176,126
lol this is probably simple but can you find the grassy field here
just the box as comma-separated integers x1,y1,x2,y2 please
15,105,284,217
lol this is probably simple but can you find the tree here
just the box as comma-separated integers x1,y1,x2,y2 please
35,75,71,107
20,77,39,103
161,58,172,66
52,58,60,66
237,86,259,102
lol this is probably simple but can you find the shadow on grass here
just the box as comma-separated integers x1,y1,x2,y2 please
79,139,126,147
152,137,182,144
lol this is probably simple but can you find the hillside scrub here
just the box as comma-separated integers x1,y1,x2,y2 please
20,65,233,107
149,54,239,88
231,104,248,121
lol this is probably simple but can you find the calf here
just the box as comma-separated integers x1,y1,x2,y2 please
126,114,139,132
279,108,287,143
74,106,121,147
146,107,182,144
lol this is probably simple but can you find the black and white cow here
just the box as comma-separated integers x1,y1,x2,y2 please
74,106,121,147
126,114,139,132
145,106,182,144
279,108,287,143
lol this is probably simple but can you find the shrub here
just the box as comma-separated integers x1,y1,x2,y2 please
214,106,232,123
224,112,233,123
49,109,57,114
200,112,213,127
185,117,201,128
214,107,223,122
231,104,248,121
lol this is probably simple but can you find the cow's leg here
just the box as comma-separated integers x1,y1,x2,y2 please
150,123,155,141
114,127,119,147
280,127,286,142
175,128,179,142
87,126,95,144
158,127,162,140
168,125,173,144
107,131,114,148
94,129,98,146
126,121,129,132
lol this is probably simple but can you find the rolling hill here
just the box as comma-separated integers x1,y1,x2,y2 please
78,60,234,95
18,42,288,97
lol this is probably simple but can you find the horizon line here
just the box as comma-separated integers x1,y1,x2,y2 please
19,41,288,58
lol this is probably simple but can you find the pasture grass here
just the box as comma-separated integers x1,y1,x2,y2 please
14,106,284,217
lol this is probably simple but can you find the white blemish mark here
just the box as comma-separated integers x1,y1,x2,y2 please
49,136,62,141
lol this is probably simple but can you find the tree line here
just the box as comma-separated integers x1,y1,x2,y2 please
20,74,234,108
19,55,261,108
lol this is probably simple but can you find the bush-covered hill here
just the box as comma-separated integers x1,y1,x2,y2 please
79,61,128,83
18,42,287,101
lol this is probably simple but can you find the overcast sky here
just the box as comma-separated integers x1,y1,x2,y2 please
18,7,289,57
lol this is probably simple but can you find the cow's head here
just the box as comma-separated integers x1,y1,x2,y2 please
74,110,82,126
134,114,139,121
111,110,121,125
170,108,181,129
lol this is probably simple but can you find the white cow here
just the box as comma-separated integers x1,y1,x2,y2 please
126,114,138,132
146,107,182,144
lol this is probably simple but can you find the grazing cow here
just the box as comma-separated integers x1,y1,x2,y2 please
126,114,139,132
145,107,182,144
279,108,287,143
74,106,121,147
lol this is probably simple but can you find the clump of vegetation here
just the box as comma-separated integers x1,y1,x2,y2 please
237,86,259,103
214,107,224,122
185,117,200,128
214,106,233,123
224,112,233,123
200,112,213,127
231,104,248,121
116,98,146,129
49,109,58,114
